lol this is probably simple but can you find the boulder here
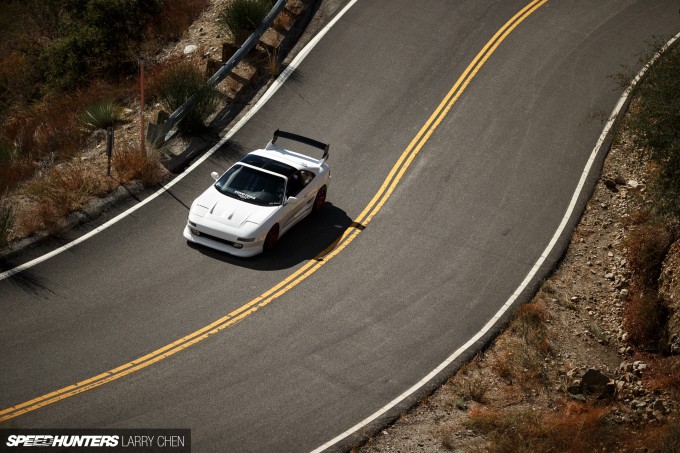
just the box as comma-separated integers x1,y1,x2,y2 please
581,368,614,396
567,369,615,398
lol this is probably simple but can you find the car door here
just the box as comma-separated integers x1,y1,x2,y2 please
280,171,316,232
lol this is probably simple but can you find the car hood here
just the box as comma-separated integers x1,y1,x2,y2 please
192,187,276,228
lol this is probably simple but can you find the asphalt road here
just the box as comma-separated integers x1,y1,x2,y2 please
1,0,678,451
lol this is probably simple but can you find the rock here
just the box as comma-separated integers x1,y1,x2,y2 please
634,362,648,374
580,369,614,397
604,179,619,192
614,175,627,185
183,44,198,55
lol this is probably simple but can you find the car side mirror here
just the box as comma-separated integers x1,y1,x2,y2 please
211,171,219,181
285,196,298,205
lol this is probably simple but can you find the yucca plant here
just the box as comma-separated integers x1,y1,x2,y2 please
80,100,125,132
218,0,273,45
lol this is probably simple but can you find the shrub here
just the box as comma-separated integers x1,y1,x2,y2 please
149,60,218,133
25,163,99,219
80,100,125,132
626,216,675,292
112,142,164,187
463,375,489,403
625,43,680,218
37,0,164,91
218,0,273,45
624,292,667,349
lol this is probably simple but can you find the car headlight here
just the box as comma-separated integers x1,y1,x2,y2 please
237,237,256,242
191,204,209,217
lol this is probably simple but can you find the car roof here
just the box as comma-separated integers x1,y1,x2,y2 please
252,143,325,169
239,153,297,178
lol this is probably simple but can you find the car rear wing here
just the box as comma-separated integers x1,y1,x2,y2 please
271,129,330,163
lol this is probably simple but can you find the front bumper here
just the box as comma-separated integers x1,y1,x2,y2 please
183,225,264,258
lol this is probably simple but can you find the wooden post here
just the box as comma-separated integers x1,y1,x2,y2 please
106,127,114,176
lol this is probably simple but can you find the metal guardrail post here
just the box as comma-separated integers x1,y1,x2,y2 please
147,0,288,146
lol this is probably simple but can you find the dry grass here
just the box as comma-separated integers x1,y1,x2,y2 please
623,291,667,349
488,301,552,389
6,139,166,241
13,160,117,235
646,355,680,392
626,221,675,291
464,402,615,453
112,143,166,187
623,220,675,349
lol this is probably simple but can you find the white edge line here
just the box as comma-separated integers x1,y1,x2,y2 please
310,31,680,453
0,0,360,283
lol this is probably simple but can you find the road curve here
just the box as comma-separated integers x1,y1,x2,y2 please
1,1,678,452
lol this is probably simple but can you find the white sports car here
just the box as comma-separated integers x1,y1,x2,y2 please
183,130,331,257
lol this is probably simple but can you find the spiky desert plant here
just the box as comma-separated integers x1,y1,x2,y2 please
80,100,125,132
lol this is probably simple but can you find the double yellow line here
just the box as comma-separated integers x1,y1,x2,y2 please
0,0,547,424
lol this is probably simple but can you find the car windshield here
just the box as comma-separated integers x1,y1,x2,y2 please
214,164,285,206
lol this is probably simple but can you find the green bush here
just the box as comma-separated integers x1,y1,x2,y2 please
218,0,273,45
35,0,164,91
80,100,125,132
150,61,218,133
626,43,680,218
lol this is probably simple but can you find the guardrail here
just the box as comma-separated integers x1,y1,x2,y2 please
146,0,288,146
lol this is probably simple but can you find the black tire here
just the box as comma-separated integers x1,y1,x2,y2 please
312,185,327,213
264,224,279,252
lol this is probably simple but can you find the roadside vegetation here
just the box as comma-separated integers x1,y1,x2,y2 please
0,0,302,250
148,59,220,133
0,0,213,243
218,0,274,45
